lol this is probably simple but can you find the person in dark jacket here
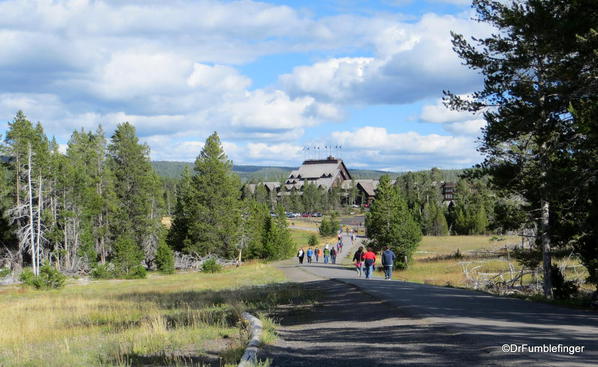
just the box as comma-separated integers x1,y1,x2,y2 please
297,248,305,264
381,246,396,280
352,246,364,277
330,246,337,264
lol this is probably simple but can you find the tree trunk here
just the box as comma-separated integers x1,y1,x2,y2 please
541,199,553,298
36,175,43,272
27,145,37,275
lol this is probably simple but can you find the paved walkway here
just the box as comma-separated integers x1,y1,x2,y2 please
261,234,598,366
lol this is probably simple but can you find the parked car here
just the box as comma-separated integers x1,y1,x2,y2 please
312,212,322,217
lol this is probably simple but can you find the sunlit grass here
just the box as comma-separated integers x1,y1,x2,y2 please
0,263,315,366
392,236,590,290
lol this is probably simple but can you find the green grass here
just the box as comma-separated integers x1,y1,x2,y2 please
0,263,316,367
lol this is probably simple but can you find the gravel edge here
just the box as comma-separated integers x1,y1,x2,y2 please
238,312,263,367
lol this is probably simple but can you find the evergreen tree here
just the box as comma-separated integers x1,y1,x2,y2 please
302,183,319,213
155,231,175,274
262,205,295,260
243,199,270,259
446,0,598,296
108,123,162,268
186,132,241,258
167,166,193,252
366,175,421,268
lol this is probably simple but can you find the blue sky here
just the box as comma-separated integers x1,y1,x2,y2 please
0,0,490,171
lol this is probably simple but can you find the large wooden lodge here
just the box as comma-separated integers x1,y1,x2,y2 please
245,156,455,205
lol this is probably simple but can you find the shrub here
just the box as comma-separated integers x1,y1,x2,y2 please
126,265,147,279
91,263,114,279
202,258,223,273
155,240,175,274
112,235,144,277
0,267,10,278
551,265,579,300
20,263,66,289
308,234,318,247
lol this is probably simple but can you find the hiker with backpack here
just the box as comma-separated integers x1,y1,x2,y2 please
315,247,320,262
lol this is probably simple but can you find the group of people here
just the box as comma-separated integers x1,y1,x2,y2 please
297,229,350,265
352,245,396,280
297,229,397,280
297,241,343,265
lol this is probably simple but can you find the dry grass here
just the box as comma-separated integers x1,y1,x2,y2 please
391,236,589,290
0,263,314,367
290,229,336,251
414,235,519,259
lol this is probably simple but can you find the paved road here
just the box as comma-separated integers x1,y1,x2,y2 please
263,234,598,366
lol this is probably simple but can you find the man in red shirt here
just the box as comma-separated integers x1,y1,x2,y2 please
362,247,376,279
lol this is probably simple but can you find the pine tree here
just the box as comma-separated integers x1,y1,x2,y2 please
186,132,241,258
108,123,162,269
167,166,193,252
446,0,598,296
155,231,175,274
262,205,294,260
366,175,421,268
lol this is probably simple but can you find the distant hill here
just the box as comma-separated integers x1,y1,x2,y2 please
152,161,464,183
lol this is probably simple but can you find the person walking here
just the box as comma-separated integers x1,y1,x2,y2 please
315,247,320,262
352,246,364,277
381,246,396,280
323,245,330,264
306,247,314,263
330,246,337,264
297,248,305,264
363,247,376,279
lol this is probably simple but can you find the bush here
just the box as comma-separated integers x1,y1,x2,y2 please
126,265,147,279
0,267,10,278
551,265,579,300
202,258,223,273
91,263,114,279
308,234,318,247
112,235,144,277
155,239,175,274
20,263,66,289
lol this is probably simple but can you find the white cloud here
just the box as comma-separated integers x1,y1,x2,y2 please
420,98,476,124
419,98,486,136
443,119,485,136
187,63,251,91
280,13,489,104
331,126,480,169
0,1,489,169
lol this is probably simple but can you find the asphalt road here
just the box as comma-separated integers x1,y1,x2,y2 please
264,234,598,366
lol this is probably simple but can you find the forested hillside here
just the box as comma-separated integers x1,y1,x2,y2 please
152,160,464,182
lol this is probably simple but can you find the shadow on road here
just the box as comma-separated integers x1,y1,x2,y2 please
260,277,598,366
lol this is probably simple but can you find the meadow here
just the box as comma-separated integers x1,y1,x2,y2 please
0,263,315,367
389,236,589,292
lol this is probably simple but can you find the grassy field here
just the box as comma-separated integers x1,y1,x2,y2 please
0,263,314,367
289,228,338,252
387,236,589,291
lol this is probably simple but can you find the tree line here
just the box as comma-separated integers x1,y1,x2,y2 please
0,116,293,282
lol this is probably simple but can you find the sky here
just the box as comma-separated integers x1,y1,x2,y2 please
0,0,492,171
